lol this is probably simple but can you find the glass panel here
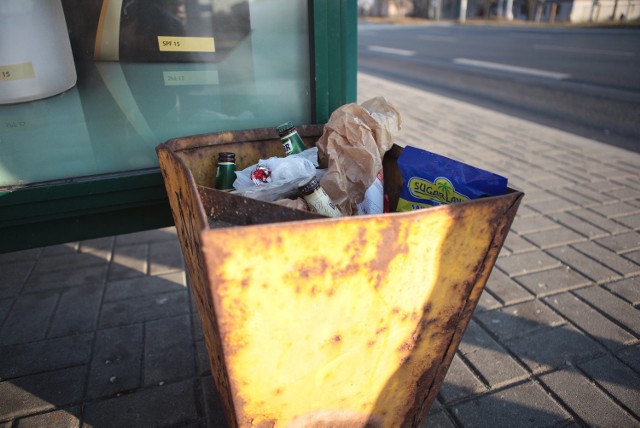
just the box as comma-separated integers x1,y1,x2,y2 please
0,0,311,188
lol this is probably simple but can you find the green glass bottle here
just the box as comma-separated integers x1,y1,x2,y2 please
276,122,308,156
214,152,236,191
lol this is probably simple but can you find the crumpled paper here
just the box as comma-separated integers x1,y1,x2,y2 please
316,97,402,215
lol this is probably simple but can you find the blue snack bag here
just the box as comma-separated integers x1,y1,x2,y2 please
396,146,508,211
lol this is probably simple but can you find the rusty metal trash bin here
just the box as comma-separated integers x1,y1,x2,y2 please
156,124,523,428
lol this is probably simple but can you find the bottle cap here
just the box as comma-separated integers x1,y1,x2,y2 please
218,152,235,162
276,121,295,137
297,176,320,196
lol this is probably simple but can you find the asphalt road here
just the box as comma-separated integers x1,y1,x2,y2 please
358,23,640,153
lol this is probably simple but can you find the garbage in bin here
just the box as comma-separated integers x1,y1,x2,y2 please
157,122,523,427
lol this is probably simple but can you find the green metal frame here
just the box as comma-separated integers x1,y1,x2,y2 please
0,0,357,253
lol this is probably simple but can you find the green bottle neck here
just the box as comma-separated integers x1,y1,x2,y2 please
280,130,307,156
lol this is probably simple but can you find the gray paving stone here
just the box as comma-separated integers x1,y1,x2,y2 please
196,340,211,376
476,289,503,312
423,409,456,428
513,205,540,218
192,314,204,341
485,269,534,305
78,236,114,260
607,187,640,201
505,324,605,373
99,290,189,328
539,367,638,426
0,248,41,263
495,250,562,277
519,189,556,204
550,187,602,208
86,324,143,400
510,215,558,235
0,291,58,346
502,232,537,254
41,243,78,256
548,246,622,284
594,164,640,180
104,272,186,302
15,407,81,428
497,249,511,260
450,381,570,427
579,354,640,417
0,366,85,420
48,283,104,337
24,264,107,293
429,398,444,414
32,251,107,275
439,353,486,404
108,242,147,281
550,211,610,239
515,266,591,297
572,241,640,277
199,376,230,428
0,260,32,298
554,167,599,185
604,277,640,305
522,227,587,249
144,314,194,386
616,213,640,230
83,379,199,427
148,239,184,276
114,227,177,246
575,286,640,335
575,186,622,204
459,320,529,388
475,300,566,342
532,176,579,191
568,209,631,235
624,250,640,265
0,334,92,379
544,292,636,350
595,231,640,254
590,202,640,219
0,299,11,326
616,344,640,372
527,197,578,215
616,160,640,173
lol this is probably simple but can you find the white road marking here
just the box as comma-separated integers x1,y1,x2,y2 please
368,45,416,56
533,44,636,57
453,58,571,80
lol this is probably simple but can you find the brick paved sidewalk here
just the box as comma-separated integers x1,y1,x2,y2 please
0,72,638,427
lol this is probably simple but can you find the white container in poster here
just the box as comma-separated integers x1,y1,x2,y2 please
0,0,77,104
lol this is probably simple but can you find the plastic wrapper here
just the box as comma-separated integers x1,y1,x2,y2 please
232,148,320,202
316,97,402,215
396,145,508,211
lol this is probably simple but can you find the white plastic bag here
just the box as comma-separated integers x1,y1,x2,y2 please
232,148,320,202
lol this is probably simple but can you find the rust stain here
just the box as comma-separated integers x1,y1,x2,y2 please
397,341,413,353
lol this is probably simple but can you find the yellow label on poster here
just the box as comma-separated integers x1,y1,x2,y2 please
0,63,36,82
163,70,219,86
157,36,216,52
